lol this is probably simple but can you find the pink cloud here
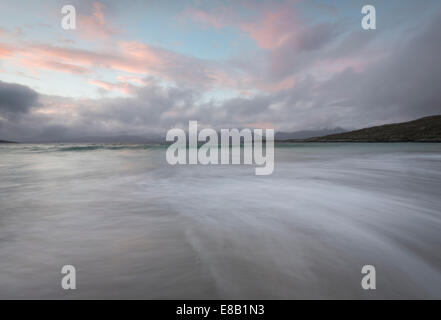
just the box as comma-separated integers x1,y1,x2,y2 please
28,42,176,77
183,1,314,90
241,6,300,50
28,44,147,74
89,79,135,94
118,41,163,65
186,2,302,51
185,8,230,29
1,38,296,94
0,44,12,57
1,18,302,94
116,75,147,85
78,2,120,39
21,59,92,74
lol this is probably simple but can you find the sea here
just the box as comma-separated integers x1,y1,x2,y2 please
0,143,440,299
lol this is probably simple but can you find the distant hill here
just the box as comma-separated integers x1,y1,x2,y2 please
275,128,347,140
286,115,441,142
0,139,16,143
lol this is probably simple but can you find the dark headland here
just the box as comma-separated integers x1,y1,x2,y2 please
281,115,441,143
0,140,16,143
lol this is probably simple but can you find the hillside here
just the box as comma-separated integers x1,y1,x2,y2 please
275,128,347,140
285,115,441,142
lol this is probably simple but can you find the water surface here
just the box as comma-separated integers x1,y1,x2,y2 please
1,143,440,299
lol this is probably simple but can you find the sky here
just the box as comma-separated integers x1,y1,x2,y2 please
0,0,441,141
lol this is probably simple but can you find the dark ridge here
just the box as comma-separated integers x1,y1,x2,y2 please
281,115,441,143
0,139,17,143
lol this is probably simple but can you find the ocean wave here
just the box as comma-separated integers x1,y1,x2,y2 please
30,144,166,152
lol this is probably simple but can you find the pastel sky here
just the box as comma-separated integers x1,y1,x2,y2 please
1,0,441,141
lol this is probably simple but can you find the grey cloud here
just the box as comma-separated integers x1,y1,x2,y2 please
228,11,441,130
314,11,441,125
297,22,341,52
266,21,344,81
0,81,39,121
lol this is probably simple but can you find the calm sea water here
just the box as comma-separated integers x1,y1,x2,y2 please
0,143,441,299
